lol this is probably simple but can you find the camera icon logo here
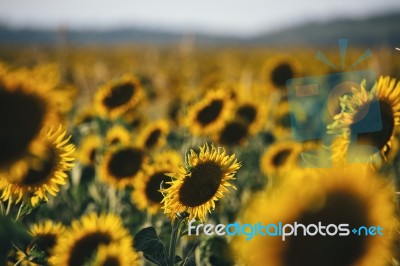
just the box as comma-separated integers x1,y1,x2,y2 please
286,39,382,167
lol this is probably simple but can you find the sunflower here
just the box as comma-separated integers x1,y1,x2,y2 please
105,125,131,147
95,75,144,119
328,76,400,165
235,97,267,135
153,149,183,169
77,134,102,167
262,54,302,94
259,140,303,179
161,144,241,221
50,213,134,266
0,73,59,168
92,243,139,266
0,125,75,206
233,165,396,266
99,146,147,189
186,90,233,136
15,220,67,265
136,119,169,150
272,101,294,139
132,153,182,214
216,120,249,147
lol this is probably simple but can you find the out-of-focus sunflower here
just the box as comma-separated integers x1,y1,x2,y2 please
105,125,131,147
161,144,241,221
77,134,102,167
73,107,96,126
132,153,182,214
95,75,144,119
153,149,183,169
215,120,249,147
18,220,66,265
235,98,267,135
262,54,302,94
271,101,293,139
50,213,134,266
0,126,75,206
99,146,147,189
233,165,396,266
259,140,302,179
0,74,59,168
136,119,169,150
186,90,233,136
92,243,139,266
122,109,145,130
328,76,400,165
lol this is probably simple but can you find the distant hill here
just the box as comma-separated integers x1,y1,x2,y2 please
0,12,399,46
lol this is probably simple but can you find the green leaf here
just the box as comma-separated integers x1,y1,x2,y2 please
134,227,168,266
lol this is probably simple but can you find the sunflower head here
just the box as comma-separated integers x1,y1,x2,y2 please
161,143,241,221
216,120,249,147
0,125,75,206
328,76,400,166
136,120,169,150
50,213,134,266
262,54,302,93
235,97,267,135
233,165,396,266
95,75,144,119
99,146,148,189
105,125,131,147
77,134,102,167
0,75,57,168
27,220,65,256
186,90,233,136
92,243,139,266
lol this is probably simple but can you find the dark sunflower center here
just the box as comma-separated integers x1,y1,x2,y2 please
0,87,46,166
145,172,171,203
351,100,394,152
102,257,120,266
219,121,248,146
107,148,144,179
282,190,369,266
196,99,223,126
28,233,57,255
145,129,162,148
179,162,223,207
237,105,257,124
272,148,292,166
20,149,57,186
102,82,135,109
68,232,112,266
271,63,294,87
278,112,292,129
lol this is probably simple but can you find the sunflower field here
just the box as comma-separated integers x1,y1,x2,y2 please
1,43,400,266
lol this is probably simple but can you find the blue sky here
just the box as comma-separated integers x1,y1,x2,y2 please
0,0,399,36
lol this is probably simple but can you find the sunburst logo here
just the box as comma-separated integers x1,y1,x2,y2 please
286,39,381,168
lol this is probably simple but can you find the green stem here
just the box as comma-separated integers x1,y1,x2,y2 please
15,203,24,221
0,200,4,215
168,214,187,266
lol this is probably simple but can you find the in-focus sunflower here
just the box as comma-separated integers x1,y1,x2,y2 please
105,125,131,147
23,220,66,265
233,165,396,266
235,98,267,135
99,146,147,188
95,75,144,119
0,73,59,168
0,126,75,206
262,54,302,94
77,134,102,167
132,153,182,214
92,243,139,266
328,76,400,165
186,90,233,136
161,144,241,221
259,140,302,179
50,213,134,266
216,120,249,147
136,119,169,150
